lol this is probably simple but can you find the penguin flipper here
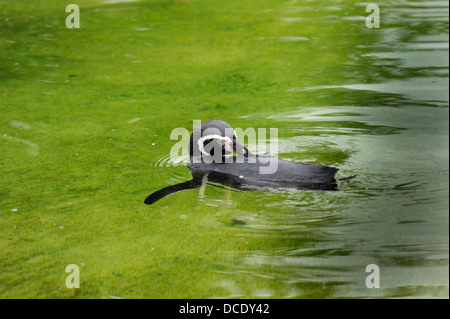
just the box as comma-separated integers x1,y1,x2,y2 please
144,178,202,205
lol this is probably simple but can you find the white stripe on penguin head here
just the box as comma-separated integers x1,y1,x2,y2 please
197,134,232,156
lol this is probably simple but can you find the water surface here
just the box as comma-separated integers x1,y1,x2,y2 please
0,0,448,298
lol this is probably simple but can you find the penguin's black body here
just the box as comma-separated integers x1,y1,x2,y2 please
145,120,341,205
188,155,338,185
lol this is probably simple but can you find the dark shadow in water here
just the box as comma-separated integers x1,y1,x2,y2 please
144,178,203,205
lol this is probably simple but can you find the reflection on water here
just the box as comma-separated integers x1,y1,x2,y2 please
0,0,448,298
210,104,448,298
203,0,448,298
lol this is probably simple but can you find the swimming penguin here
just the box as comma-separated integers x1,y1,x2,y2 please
144,120,341,205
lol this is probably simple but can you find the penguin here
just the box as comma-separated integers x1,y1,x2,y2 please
145,120,343,205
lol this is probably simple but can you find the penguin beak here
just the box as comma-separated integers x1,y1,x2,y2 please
233,140,248,157
222,140,234,153
223,139,248,156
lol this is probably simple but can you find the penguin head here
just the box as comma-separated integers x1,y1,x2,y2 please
189,120,248,163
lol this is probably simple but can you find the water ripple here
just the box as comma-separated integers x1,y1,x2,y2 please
149,153,189,168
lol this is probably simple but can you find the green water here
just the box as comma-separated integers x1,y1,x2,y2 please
1,0,448,298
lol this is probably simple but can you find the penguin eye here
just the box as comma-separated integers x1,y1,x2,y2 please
203,138,214,148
